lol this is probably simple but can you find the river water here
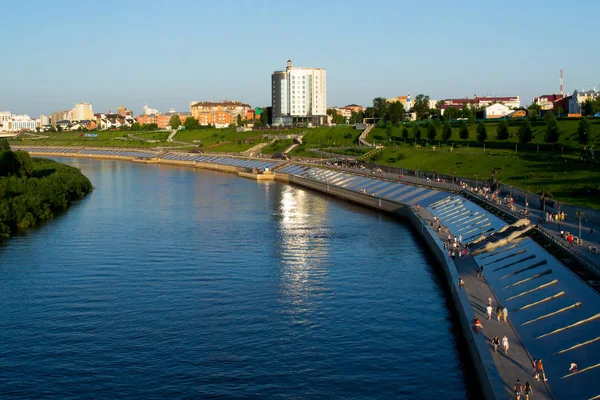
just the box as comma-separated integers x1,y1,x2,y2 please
0,158,472,399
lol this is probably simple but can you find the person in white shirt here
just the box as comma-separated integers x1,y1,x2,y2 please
502,335,509,353
486,305,493,320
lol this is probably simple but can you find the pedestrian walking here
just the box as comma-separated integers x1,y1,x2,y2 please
488,296,492,306
536,359,547,381
491,336,500,353
458,277,464,290
496,305,502,322
514,379,523,400
486,305,492,320
532,358,539,381
524,381,533,400
503,306,508,322
569,362,578,374
502,335,509,353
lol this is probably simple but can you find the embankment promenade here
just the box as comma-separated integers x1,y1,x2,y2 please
16,146,600,399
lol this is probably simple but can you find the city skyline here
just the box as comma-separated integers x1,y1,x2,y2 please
1,0,599,116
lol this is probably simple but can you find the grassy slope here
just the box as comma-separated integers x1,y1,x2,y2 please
261,139,293,154
9,130,181,148
373,145,600,209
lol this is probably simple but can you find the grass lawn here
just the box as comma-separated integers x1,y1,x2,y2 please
134,131,170,141
300,126,362,148
373,144,600,209
260,139,293,154
174,128,262,145
9,130,180,148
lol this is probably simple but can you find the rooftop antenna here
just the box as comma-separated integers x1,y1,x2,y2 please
560,70,564,95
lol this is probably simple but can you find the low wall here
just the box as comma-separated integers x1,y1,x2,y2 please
28,152,245,175
283,174,505,400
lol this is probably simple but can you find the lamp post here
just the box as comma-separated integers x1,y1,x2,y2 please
475,173,478,191
577,211,585,242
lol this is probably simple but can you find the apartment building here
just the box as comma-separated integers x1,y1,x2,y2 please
271,60,327,126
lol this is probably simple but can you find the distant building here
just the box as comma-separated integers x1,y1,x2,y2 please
116,106,133,117
271,59,327,126
157,112,191,129
142,104,159,115
40,114,50,126
4,114,39,132
484,103,510,119
0,111,11,131
387,94,412,111
136,115,158,125
533,94,565,111
443,95,520,109
568,89,600,114
73,102,94,121
190,101,250,128
343,104,364,113
51,109,73,127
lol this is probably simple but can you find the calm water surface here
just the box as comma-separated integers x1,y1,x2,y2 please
0,158,471,399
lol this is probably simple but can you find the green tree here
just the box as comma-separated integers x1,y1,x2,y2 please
385,126,392,139
0,138,10,151
443,107,461,121
441,122,452,142
461,103,473,121
426,123,437,141
169,114,181,129
14,151,34,177
581,98,596,116
496,119,509,140
528,103,541,119
388,101,405,124
544,113,559,143
458,122,469,142
412,124,421,142
372,97,389,120
260,107,270,125
476,122,487,144
518,119,533,144
401,127,409,141
412,94,430,119
578,117,591,145
349,111,364,124
237,114,243,126
183,116,199,130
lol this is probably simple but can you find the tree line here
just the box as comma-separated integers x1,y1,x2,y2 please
375,113,593,148
0,139,93,238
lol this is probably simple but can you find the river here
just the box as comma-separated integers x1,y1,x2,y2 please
0,158,472,399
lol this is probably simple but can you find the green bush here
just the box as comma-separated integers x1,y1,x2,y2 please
0,150,93,238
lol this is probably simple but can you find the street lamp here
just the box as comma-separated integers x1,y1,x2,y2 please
577,211,585,242
474,173,478,190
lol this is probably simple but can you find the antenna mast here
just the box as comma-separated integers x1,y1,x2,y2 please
560,69,564,95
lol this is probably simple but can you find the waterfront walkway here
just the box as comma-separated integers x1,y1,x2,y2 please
418,207,554,400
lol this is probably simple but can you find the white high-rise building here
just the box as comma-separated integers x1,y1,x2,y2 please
271,60,327,126
0,111,11,131
73,102,94,120
142,104,159,115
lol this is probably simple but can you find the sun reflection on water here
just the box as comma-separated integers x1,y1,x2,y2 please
275,186,331,324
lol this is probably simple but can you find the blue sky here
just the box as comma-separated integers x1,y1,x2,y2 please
2,0,599,116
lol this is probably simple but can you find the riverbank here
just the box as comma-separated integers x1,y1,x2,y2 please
0,150,92,239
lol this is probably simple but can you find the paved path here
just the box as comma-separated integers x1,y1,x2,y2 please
418,207,554,399
470,190,600,272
